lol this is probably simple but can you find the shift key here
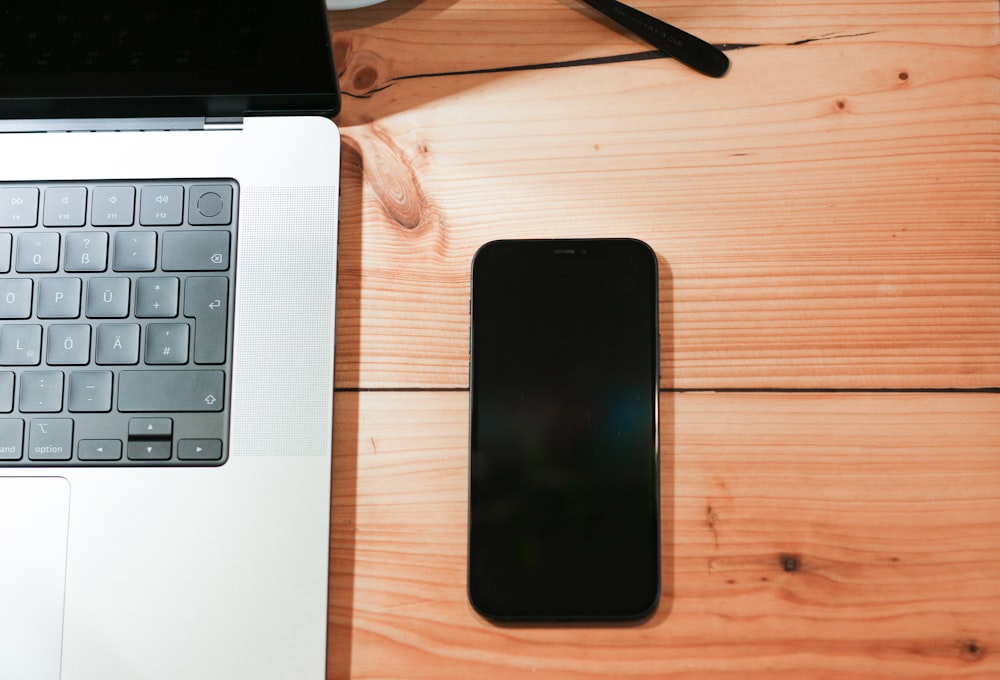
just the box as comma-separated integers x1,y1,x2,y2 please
184,277,229,364
119,370,224,412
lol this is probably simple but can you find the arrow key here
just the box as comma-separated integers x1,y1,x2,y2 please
127,441,171,461
78,439,123,461
177,438,223,461
128,417,173,439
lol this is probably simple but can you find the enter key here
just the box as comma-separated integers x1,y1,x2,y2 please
184,277,229,364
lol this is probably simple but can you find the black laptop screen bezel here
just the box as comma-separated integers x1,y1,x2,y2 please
0,1,340,120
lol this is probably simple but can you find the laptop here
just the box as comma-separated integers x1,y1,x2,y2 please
0,2,340,678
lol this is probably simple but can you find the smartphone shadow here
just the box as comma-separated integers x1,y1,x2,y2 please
653,253,675,624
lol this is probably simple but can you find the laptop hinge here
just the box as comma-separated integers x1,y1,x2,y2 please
0,117,244,133
205,117,244,131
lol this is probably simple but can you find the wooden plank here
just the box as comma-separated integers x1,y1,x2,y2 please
331,1,1000,390
329,1,999,96
328,390,1000,679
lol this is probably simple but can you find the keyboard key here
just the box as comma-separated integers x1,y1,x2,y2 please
0,418,23,460
86,277,130,318
135,277,179,317
0,233,11,272
128,417,173,438
118,370,224,412
67,371,112,412
46,325,91,366
177,439,223,461
0,373,12,413
78,439,122,461
19,371,64,413
0,325,42,365
0,279,33,319
146,323,189,365
0,187,38,227
43,187,87,227
92,186,135,226
189,185,233,225
162,231,230,271
27,418,73,461
127,441,171,461
95,323,140,365
113,231,156,272
184,277,228,364
37,278,82,318
16,232,60,273
64,231,109,272
140,185,183,226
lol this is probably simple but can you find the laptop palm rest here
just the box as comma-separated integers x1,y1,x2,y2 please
0,477,71,680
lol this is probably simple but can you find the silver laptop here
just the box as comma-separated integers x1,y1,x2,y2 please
0,2,340,678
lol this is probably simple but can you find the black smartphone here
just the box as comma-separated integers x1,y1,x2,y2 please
468,238,660,622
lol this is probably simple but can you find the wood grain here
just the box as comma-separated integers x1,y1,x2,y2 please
324,2,1000,678
330,0,1000,390
328,390,1000,679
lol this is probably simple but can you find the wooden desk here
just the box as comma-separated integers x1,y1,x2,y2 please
327,1,1000,677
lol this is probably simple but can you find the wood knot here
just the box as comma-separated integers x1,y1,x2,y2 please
962,639,985,661
342,127,432,232
332,36,388,99
780,554,800,572
352,65,379,92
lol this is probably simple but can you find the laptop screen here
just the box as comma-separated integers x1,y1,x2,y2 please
0,0,340,119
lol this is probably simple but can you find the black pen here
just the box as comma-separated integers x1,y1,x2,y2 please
580,0,730,78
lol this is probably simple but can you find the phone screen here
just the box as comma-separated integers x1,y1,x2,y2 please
468,238,660,622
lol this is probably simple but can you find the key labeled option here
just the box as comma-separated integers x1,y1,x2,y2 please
27,418,72,461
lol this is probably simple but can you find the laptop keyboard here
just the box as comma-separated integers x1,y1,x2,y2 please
0,180,236,466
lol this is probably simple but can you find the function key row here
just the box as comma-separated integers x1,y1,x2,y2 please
0,184,233,228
